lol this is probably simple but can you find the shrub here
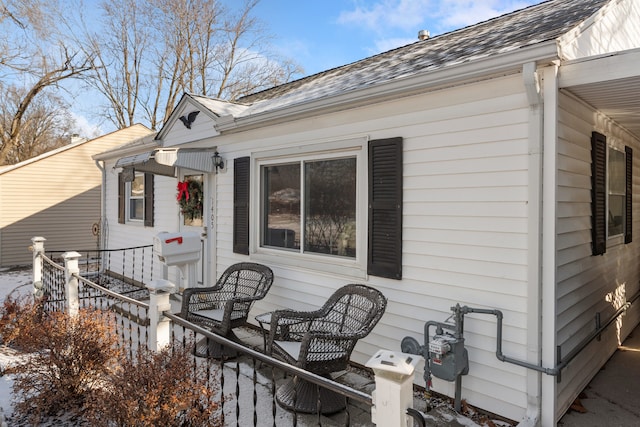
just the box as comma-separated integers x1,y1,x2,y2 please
5,298,223,426
7,307,122,423
0,294,43,350
85,343,222,427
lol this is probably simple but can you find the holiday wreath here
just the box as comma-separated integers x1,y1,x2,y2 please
176,178,203,220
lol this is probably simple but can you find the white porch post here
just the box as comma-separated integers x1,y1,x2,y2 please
62,251,81,318
147,279,175,352
541,64,559,427
522,61,543,427
366,350,421,427
31,236,46,298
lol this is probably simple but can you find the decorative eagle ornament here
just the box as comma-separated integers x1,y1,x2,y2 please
179,111,200,129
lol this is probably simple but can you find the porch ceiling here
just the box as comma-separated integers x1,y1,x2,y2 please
559,49,640,141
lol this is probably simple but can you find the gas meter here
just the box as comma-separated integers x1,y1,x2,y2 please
401,321,469,385
428,330,468,382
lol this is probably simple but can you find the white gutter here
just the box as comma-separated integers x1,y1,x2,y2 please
94,159,107,250
541,64,560,427
518,61,543,427
92,135,158,162
217,41,560,134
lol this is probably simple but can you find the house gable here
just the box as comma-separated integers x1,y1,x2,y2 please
559,0,640,60
156,94,248,147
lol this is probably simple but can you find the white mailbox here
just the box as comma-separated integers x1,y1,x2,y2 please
153,231,201,266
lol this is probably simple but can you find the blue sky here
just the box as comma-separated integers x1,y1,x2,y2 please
72,0,543,135
253,0,542,77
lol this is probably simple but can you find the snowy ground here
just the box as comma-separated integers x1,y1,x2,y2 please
0,266,34,424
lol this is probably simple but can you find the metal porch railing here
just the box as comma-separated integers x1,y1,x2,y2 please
32,238,387,427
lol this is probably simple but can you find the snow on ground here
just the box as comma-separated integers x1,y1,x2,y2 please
0,266,33,423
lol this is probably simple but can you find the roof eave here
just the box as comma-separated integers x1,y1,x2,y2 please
216,41,560,134
92,136,159,161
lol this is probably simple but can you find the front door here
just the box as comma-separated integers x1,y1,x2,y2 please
178,171,209,287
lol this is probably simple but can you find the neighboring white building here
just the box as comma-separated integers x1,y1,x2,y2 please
0,124,152,267
93,0,640,424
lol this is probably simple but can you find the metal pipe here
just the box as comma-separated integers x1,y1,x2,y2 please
456,293,640,376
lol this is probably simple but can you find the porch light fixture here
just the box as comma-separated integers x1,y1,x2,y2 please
213,151,224,173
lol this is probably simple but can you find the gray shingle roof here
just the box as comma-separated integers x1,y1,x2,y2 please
238,0,609,109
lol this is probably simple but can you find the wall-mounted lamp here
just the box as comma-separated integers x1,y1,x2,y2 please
213,151,224,173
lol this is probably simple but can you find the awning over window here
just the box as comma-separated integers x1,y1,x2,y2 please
114,148,217,176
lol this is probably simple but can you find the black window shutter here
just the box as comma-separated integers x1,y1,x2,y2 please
118,172,125,224
144,173,154,227
591,132,607,256
368,137,403,279
625,146,633,244
234,157,250,255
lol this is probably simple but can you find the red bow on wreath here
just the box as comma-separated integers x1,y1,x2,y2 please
177,181,189,201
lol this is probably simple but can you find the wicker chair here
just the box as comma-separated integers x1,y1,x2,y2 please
266,284,387,414
181,262,274,358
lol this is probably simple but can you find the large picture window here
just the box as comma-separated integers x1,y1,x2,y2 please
261,157,357,258
235,137,402,278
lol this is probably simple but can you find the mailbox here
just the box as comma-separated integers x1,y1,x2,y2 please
153,232,201,266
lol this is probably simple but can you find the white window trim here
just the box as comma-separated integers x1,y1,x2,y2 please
606,145,625,246
126,172,145,223
249,137,368,278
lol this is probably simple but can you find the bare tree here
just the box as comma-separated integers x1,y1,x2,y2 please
0,85,76,164
0,0,94,165
85,0,303,131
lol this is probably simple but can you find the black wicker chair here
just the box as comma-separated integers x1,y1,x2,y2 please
266,284,387,414
181,262,274,358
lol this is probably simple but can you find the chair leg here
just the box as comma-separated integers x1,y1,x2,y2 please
276,375,347,415
193,331,242,359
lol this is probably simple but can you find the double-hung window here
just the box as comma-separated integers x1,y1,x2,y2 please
128,173,145,221
118,170,154,227
591,131,632,255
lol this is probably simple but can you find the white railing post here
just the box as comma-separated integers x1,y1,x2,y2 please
366,350,422,427
31,236,46,298
62,251,81,318
146,279,176,352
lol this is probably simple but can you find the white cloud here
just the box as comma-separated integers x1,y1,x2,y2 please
433,0,536,28
71,112,103,140
337,0,539,54
338,0,432,34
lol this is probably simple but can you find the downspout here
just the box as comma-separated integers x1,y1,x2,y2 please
541,63,560,427
94,159,107,250
520,61,543,427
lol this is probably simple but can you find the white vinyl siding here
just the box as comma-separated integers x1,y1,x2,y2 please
555,92,640,418
104,162,178,284
211,74,532,420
